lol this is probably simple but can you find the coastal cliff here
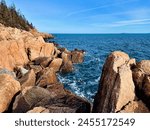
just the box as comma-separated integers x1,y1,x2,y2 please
0,0,149,114
0,24,90,113
0,23,150,113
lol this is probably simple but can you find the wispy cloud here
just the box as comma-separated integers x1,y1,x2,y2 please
92,18,150,27
86,7,150,20
67,0,137,17
114,18,150,26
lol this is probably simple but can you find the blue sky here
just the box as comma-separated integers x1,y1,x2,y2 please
5,0,150,33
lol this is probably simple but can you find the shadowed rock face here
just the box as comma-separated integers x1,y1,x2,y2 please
13,86,91,113
13,87,51,113
142,75,150,108
33,57,52,68
36,68,58,88
132,60,150,109
93,51,136,113
18,69,36,90
25,64,42,74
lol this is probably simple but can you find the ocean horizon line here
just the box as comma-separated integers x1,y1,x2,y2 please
50,33,150,35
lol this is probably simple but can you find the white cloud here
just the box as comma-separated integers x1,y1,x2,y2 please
111,19,150,26
92,18,150,27
66,0,137,17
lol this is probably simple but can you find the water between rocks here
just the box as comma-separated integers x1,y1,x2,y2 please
48,34,150,102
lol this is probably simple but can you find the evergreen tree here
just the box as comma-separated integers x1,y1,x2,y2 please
0,0,34,31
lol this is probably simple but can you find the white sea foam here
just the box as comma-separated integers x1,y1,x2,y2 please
53,34,150,102
95,76,100,82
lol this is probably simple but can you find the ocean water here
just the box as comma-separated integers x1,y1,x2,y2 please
49,34,150,102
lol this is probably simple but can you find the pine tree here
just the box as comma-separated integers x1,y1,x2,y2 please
0,0,34,30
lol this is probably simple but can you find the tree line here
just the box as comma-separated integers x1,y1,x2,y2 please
0,0,34,31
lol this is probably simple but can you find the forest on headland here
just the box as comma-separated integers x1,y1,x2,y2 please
0,0,34,31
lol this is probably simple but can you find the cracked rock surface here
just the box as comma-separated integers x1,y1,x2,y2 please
92,51,149,113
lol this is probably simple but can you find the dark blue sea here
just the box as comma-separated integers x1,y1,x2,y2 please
50,34,150,102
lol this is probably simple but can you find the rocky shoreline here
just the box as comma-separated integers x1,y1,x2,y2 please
0,23,149,113
0,24,90,113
